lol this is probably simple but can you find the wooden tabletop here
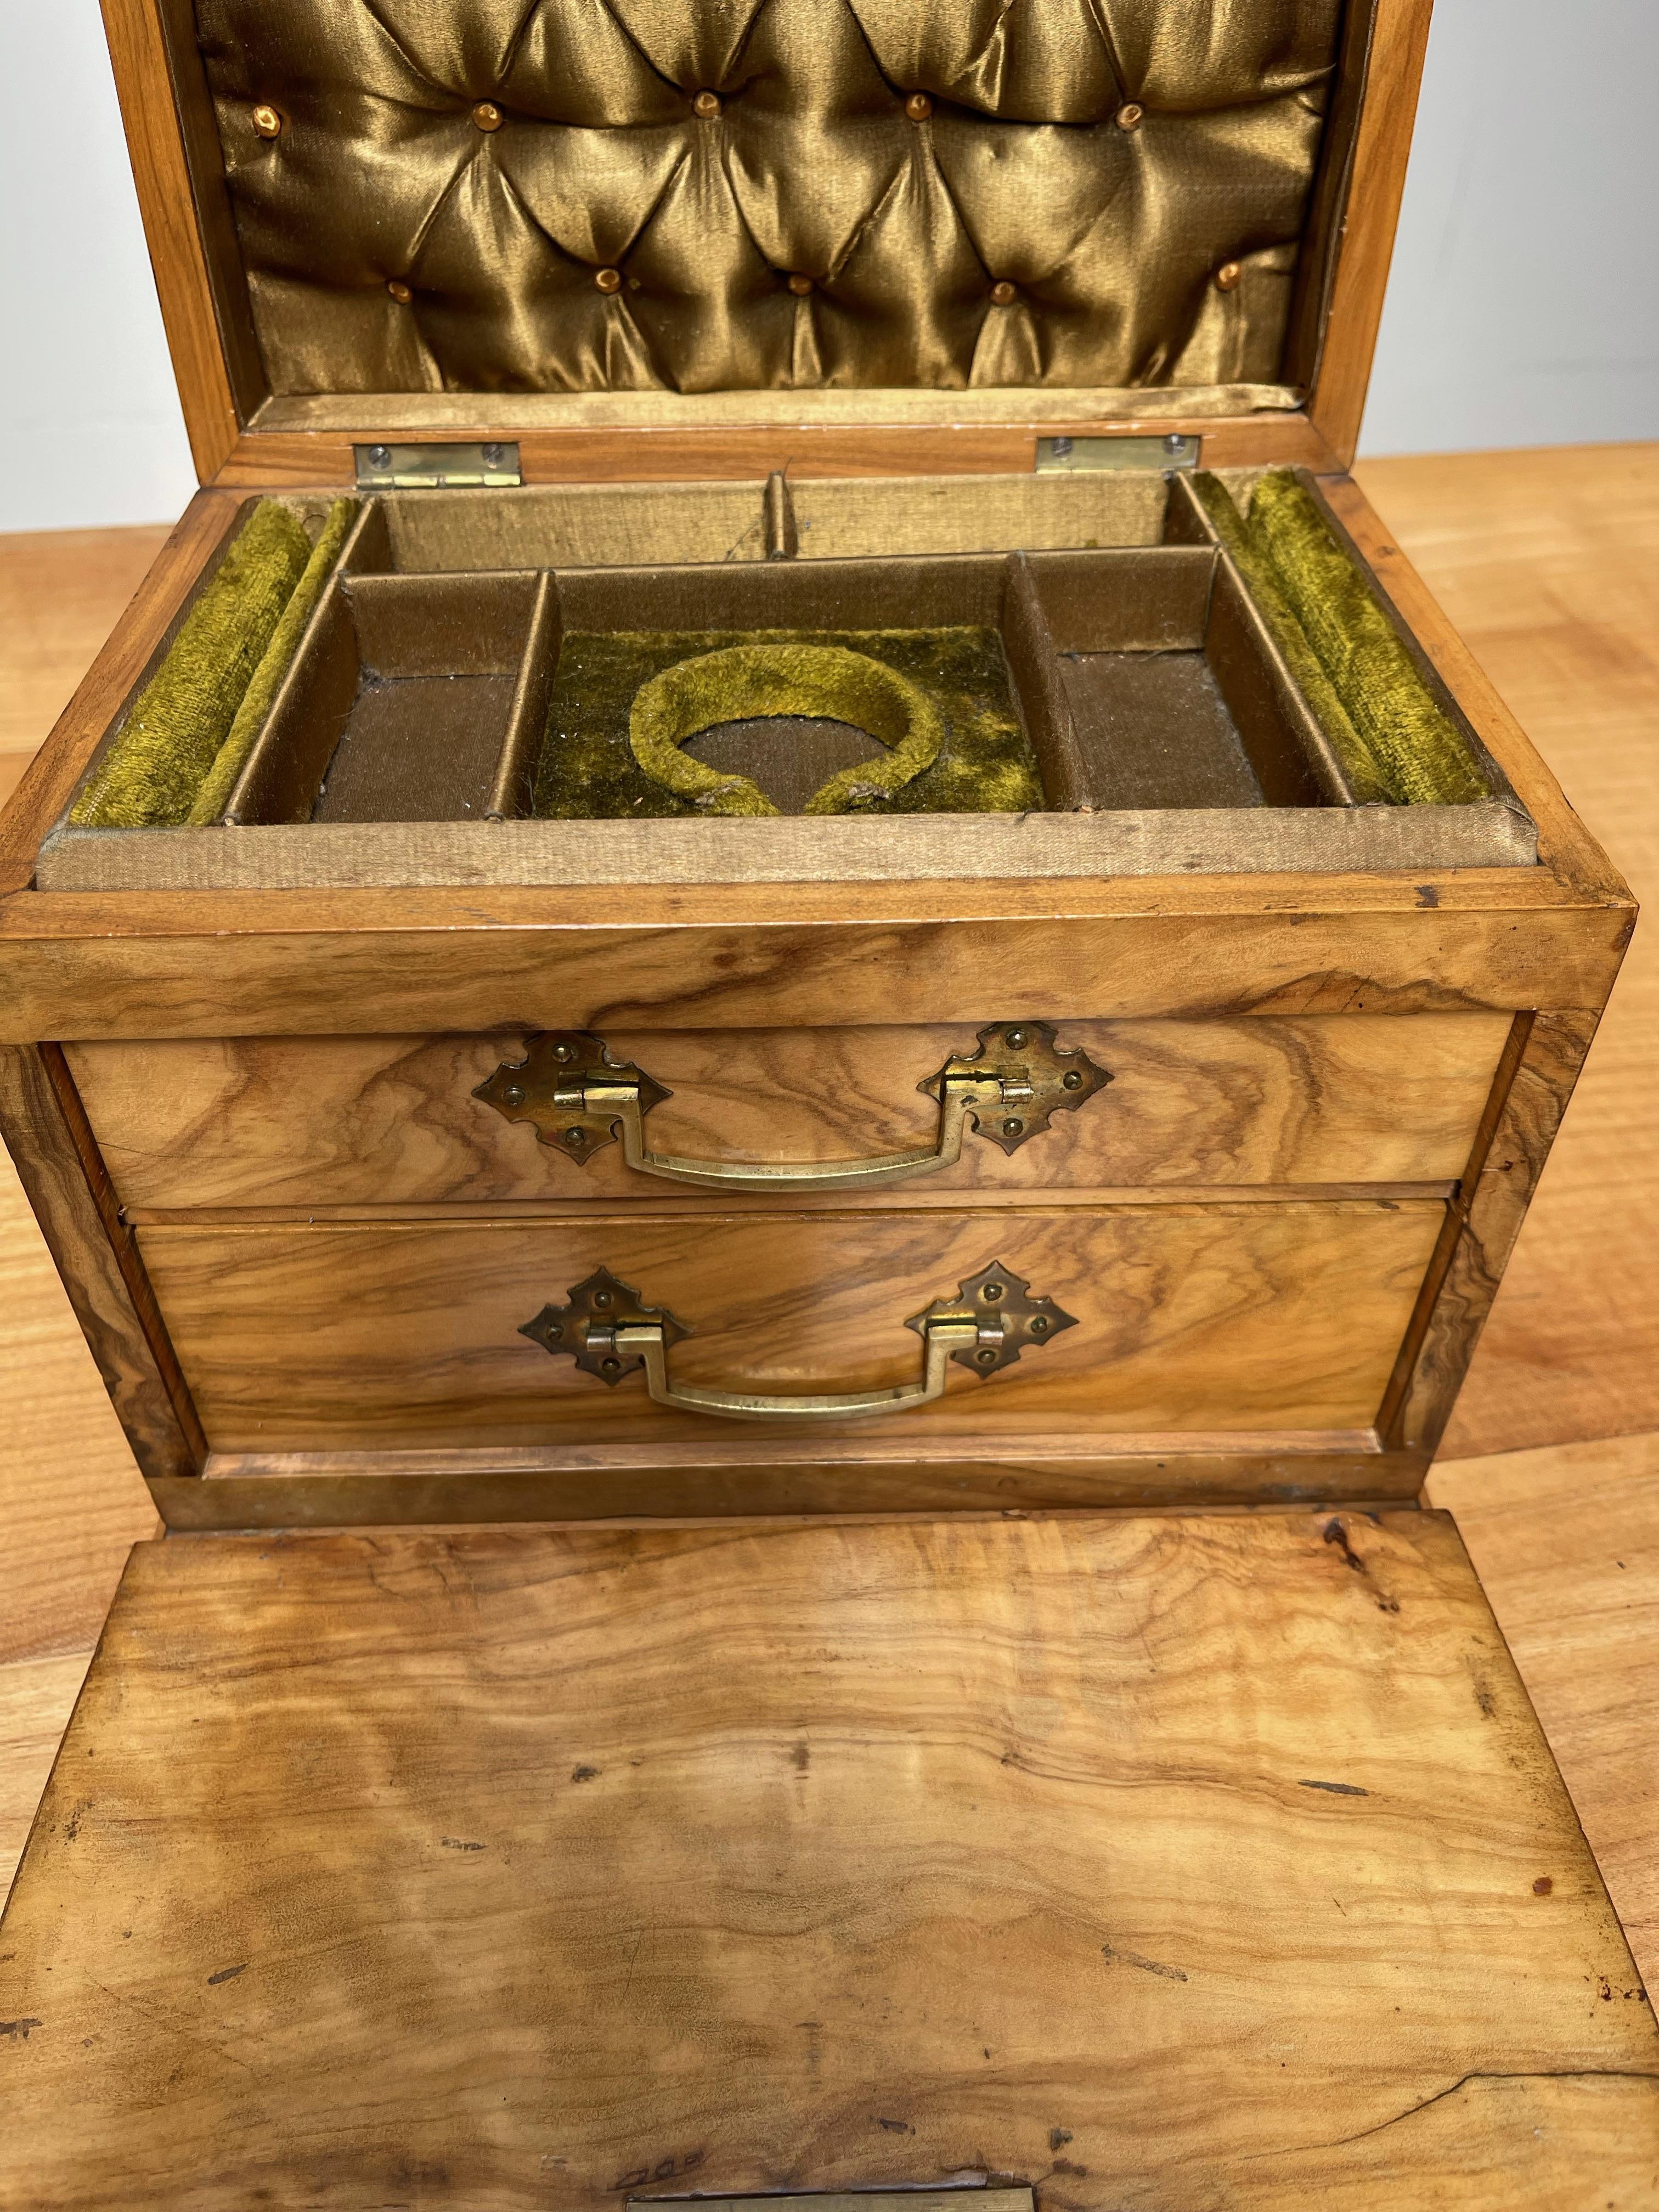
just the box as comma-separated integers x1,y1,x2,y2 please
1,452,1656,1999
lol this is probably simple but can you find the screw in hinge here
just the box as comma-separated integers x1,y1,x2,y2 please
367,444,392,469
981,1282,1005,1302
481,443,507,468
564,1127,586,1146
1048,438,1072,461
1005,1027,1028,1049
1062,1069,1083,1090
1002,1118,1024,1137
501,1084,525,1106
552,1041,575,1062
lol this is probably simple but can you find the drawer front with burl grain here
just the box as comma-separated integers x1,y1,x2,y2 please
70,1013,1509,1212
138,1200,1444,1453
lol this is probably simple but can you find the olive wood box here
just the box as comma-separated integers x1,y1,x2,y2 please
0,1,1651,2205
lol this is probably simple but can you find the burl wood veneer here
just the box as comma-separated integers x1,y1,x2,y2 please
0,1515,1653,2212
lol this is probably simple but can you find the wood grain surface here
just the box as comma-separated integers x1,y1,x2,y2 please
0,1653,92,1904
212,411,1340,490
1429,1431,1659,1994
0,479,1631,1048
67,1013,1509,1212
1354,448,1659,1458
0,1513,1652,2212
137,1202,1443,1452
0,527,169,807
1306,0,1434,468
0,442,1654,1969
98,0,243,478
0,1048,200,1482
0,494,241,896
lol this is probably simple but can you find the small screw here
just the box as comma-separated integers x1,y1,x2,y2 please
982,1282,1005,1302
601,1356,620,1374
1062,1069,1083,1090
367,443,392,467
1003,1118,1024,1137
1049,436,1073,460
1029,1314,1049,1335
1005,1027,1028,1048
1165,431,1188,454
975,1347,999,1367
544,1322,563,1340
551,1041,575,1062
501,1084,525,1106
481,442,507,467
591,1290,611,1308
564,1127,585,1145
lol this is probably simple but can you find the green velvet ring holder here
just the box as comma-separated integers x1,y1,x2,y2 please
629,644,945,817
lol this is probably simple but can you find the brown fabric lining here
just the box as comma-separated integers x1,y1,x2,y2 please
35,802,1541,894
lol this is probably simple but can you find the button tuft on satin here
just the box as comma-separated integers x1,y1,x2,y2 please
1215,261,1243,292
786,273,814,296
472,101,504,133
692,90,723,119
989,280,1018,306
386,279,413,304
251,104,283,139
595,268,624,294
905,93,933,121
1115,101,1144,131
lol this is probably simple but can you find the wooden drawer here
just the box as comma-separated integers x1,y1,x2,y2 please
69,1013,1508,1211
140,1200,1444,1452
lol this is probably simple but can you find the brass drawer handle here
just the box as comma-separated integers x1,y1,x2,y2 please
476,1022,1109,1192
520,1263,1076,1422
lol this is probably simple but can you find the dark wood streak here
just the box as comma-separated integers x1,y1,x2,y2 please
0,1045,204,1480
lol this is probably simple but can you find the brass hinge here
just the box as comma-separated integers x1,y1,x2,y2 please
1036,432,1199,472
353,440,522,490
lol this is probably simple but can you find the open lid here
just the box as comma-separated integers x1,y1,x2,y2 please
111,0,1431,487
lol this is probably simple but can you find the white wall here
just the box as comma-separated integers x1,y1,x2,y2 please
1362,0,1659,453
0,0,197,529
0,0,1654,529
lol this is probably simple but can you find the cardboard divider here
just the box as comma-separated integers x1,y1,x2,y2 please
223,566,560,827
191,523,1368,828
32,471,1542,887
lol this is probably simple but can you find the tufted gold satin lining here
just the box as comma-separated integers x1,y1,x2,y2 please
193,0,1355,400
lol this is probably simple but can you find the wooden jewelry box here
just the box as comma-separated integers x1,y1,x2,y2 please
1,0,1654,2203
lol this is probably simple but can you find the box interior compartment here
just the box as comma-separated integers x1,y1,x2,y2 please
36,469,1536,890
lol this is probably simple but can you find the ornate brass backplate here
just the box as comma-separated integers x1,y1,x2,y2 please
519,1267,689,1387
520,1262,1076,1420
473,1031,669,1167
917,1019,1111,1154
475,1020,1110,1184
905,1260,1078,1375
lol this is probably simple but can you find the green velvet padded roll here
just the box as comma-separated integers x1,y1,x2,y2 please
630,643,944,817
187,496,357,826
1248,471,1489,805
1190,473,1391,803
535,626,1040,820
72,500,316,828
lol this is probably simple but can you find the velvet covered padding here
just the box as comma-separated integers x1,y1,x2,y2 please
630,644,943,815
535,627,1040,817
194,0,1348,397
1247,473,1491,807
71,502,314,830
